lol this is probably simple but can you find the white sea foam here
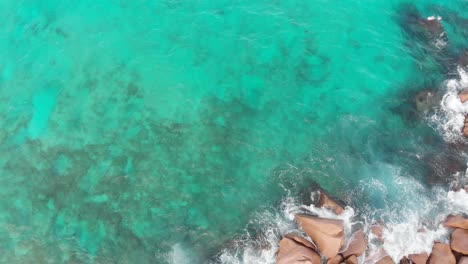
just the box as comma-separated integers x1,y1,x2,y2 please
434,37,448,50
168,243,192,264
216,197,297,264
215,194,357,264
447,189,468,212
375,189,468,263
378,217,450,262
426,16,441,21
215,181,468,264
429,68,468,142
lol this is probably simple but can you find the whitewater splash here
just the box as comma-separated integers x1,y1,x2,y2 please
213,186,467,264
379,189,468,262
214,196,355,264
207,70,468,264
430,67,468,143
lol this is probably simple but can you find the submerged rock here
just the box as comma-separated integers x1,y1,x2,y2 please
458,50,468,68
399,5,447,47
392,88,442,123
340,230,367,258
413,89,440,114
295,214,345,259
416,16,446,40
443,215,468,229
424,152,467,184
427,242,456,264
397,4,446,41
451,228,468,255
316,190,345,215
276,236,321,264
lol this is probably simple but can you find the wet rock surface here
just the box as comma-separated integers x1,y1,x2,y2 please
427,242,456,264
295,214,344,259
376,255,395,264
408,252,429,264
340,230,367,258
443,215,468,229
277,236,321,264
345,255,358,264
283,233,317,251
316,190,345,215
370,224,384,241
459,256,468,264
451,228,468,255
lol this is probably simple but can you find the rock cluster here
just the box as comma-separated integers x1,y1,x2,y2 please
276,190,468,264
276,190,365,264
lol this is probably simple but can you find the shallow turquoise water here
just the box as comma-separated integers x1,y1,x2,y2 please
0,1,467,263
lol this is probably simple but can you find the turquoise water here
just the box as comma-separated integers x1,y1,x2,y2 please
0,1,467,263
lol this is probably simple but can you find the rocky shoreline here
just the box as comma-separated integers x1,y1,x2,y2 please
276,190,468,264
275,7,468,264
274,72,468,263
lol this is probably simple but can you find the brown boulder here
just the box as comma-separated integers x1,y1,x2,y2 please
459,91,468,104
464,115,468,137
283,233,317,250
370,224,384,241
428,242,456,264
408,252,429,264
459,256,468,264
443,215,468,229
340,230,367,258
463,125,468,137
399,257,411,264
326,255,343,264
376,256,395,264
316,190,345,215
451,228,468,254
295,214,345,259
277,236,321,264
345,255,358,264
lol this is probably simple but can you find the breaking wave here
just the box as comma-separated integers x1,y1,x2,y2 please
429,67,468,143
213,186,467,264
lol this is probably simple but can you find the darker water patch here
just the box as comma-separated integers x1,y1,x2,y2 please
427,4,468,51
389,80,443,126
422,149,467,185
394,3,454,75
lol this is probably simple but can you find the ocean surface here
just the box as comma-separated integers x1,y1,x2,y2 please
0,1,467,263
